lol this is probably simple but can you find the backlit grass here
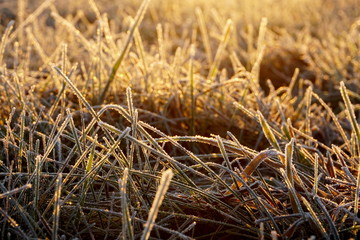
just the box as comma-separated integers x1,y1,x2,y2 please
0,0,360,239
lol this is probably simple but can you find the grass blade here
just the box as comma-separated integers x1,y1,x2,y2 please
52,173,62,240
141,169,174,240
99,0,152,104
119,168,134,240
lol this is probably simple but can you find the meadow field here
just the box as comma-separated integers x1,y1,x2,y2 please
0,0,360,239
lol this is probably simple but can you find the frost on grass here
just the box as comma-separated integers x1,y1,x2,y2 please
0,0,360,239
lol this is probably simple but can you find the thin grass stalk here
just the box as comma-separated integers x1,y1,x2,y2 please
26,113,71,185
79,140,98,207
14,74,26,109
251,18,267,87
126,87,136,166
134,28,149,91
124,168,235,213
313,154,319,195
279,169,306,219
0,207,29,239
189,45,196,136
119,168,134,240
141,169,174,240
99,0,152,104
17,110,25,172
96,21,103,97
216,135,239,189
285,68,300,99
50,12,95,55
355,155,360,231
177,221,196,239
52,127,131,213
285,139,299,214
314,196,340,240
207,19,233,81
340,81,360,144
75,205,194,239
0,21,15,67
88,0,102,20
304,86,313,136
130,122,197,187
0,183,38,237
312,92,349,147
52,173,62,240
33,155,41,210
230,149,280,190
129,109,138,169
233,169,281,234
48,64,78,117
9,0,54,43
60,44,68,116
301,196,329,239
67,108,83,155
139,122,253,198
233,102,257,119
0,184,32,199
99,121,212,182
195,8,212,64
48,114,62,144
157,24,165,62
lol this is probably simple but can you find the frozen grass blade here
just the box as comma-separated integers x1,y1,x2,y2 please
52,173,62,240
134,28,149,91
280,169,306,219
0,207,29,239
312,92,349,147
313,154,319,195
8,0,54,43
230,149,280,190
56,127,131,210
53,66,99,120
234,169,281,234
141,169,174,240
67,108,83,155
340,81,360,225
285,139,299,213
189,45,196,136
340,81,360,144
50,12,95,55
99,0,152,104
25,113,71,186
216,135,239,189
314,196,340,240
119,168,134,240
355,153,360,231
251,17,267,86
304,87,313,136
17,110,25,172
196,8,212,64
301,196,329,240
0,21,14,68
207,19,233,81
1,1,360,239
0,184,31,199
257,111,281,152
33,145,41,209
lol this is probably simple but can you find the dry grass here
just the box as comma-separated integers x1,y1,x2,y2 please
0,0,360,239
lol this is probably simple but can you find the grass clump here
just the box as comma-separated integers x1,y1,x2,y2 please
0,0,360,239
